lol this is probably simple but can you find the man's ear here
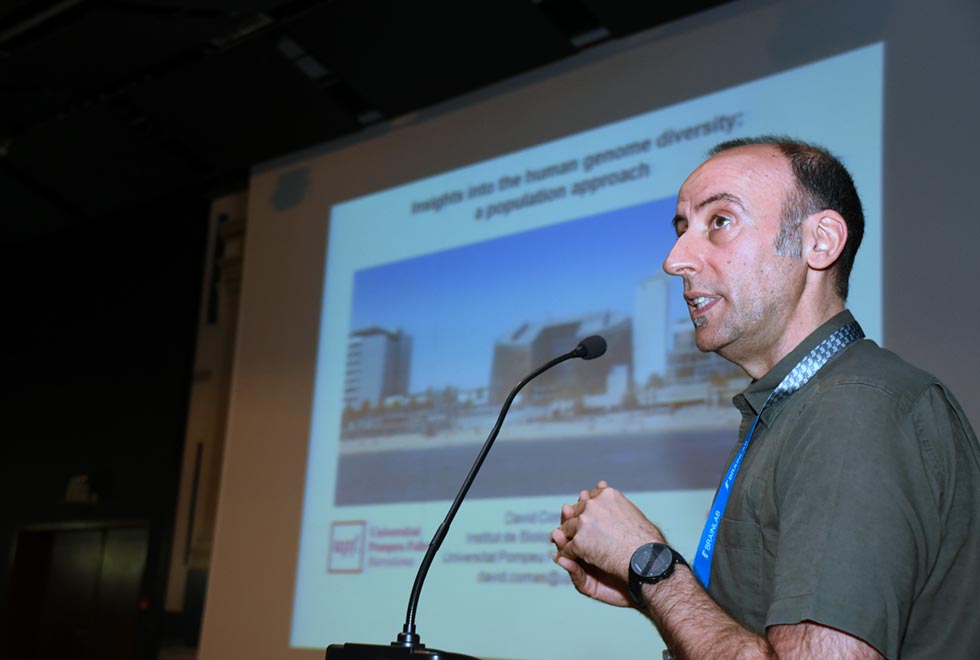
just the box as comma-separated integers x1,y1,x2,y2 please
805,211,847,271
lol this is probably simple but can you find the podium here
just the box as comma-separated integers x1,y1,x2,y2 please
326,642,480,659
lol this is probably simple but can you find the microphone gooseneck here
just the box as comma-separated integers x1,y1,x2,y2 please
396,335,607,648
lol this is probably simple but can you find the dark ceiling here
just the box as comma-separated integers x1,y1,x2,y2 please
0,0,732,247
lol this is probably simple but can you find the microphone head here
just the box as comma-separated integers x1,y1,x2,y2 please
574,335,607,360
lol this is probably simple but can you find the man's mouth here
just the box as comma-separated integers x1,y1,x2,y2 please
687,295,719,327
691,296,716,311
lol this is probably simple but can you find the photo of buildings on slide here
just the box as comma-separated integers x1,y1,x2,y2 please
334,198,749,505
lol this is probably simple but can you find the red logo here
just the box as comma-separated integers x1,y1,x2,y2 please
328,520,366,573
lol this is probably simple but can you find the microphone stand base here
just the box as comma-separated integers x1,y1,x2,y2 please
326,643,480,660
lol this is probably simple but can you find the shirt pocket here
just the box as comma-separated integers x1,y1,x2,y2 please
711,516,768,633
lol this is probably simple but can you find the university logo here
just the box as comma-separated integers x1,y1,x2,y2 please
327,520,366,574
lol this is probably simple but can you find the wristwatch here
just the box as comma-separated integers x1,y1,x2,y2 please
628,542,688,607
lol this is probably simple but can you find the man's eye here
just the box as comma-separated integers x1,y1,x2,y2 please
710,215,731,230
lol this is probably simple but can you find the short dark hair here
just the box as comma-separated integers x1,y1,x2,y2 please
708,136,864,300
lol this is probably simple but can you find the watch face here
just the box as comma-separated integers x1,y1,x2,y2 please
631,543,672,578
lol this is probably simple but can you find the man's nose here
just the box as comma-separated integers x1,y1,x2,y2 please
663,233,700,277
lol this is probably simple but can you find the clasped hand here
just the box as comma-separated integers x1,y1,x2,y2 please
550,480,665,607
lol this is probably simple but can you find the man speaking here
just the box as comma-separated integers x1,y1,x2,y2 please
551,137,980,659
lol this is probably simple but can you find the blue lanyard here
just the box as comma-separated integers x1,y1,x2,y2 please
691,320,864,589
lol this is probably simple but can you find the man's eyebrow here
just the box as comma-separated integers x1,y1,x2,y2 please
696,192,744,211
672,192,742,230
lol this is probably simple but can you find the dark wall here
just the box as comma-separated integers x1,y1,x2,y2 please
0,195,209,658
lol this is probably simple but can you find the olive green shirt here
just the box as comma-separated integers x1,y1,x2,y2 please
708,311,980,659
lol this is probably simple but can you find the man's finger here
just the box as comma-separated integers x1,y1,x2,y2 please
589,480,610,498
560,502,577,523
559,516,579,545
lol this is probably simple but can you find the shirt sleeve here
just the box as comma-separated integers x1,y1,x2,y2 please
765,379,944,659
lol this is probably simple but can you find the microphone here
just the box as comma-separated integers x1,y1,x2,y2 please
572,334,607,360
326,336,608,660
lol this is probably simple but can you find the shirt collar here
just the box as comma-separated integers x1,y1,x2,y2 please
734,310,857,425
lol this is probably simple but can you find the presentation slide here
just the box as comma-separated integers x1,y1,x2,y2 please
289,43,883,658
